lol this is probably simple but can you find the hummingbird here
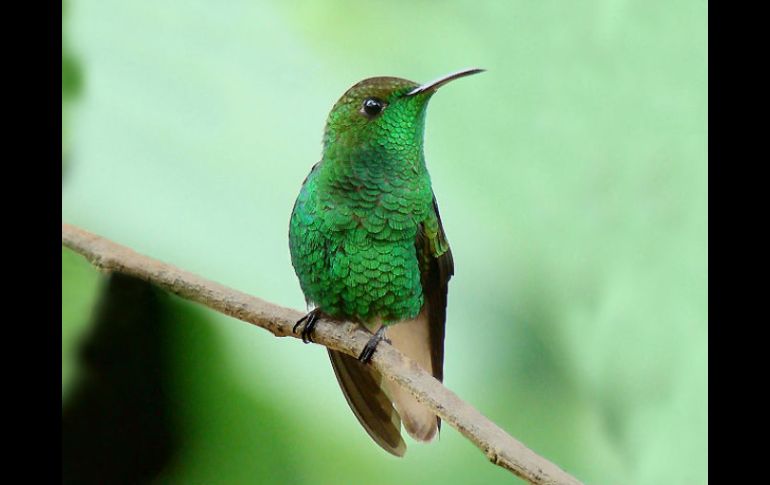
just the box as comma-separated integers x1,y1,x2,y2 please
289,68,484,456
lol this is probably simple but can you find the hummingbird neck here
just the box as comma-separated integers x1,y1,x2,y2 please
319,141,427,197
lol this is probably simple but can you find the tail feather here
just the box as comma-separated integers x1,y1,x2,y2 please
382,310,439,442
328,309,439,454
327,349,406,456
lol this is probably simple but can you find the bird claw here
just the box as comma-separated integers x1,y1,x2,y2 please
293,309,321,344
358,326,387,364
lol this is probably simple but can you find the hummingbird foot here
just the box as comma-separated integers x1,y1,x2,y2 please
293,308,322,344
358,326,388,364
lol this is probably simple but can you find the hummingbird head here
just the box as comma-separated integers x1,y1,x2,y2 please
322,68,484,160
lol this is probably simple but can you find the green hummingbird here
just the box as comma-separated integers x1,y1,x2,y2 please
289,68,484,456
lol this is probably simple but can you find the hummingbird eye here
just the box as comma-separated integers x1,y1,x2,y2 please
361,97,386,118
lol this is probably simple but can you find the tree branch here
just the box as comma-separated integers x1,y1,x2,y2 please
62,223,583,485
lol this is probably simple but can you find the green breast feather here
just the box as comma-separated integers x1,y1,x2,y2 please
289,161,447,325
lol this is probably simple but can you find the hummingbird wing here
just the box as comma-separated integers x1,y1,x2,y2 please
416,194,454,424
327,348,407,456
420,194,454,385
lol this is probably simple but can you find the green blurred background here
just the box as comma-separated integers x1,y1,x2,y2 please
61,1,707,484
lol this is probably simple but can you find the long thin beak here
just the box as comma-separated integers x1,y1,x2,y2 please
405,68,485,96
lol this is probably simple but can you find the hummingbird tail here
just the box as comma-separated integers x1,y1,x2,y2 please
327,348,407,456
382,311,440,442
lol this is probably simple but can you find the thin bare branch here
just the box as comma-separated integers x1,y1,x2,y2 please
62,223,583,485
